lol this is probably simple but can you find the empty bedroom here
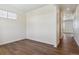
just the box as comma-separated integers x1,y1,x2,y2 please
0,4,79,55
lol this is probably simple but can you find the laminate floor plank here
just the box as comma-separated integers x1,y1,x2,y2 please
0,38,78,55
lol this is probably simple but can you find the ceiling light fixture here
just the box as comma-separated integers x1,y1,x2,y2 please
66,8,70,11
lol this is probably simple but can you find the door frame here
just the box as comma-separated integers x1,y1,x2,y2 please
56,7,63,47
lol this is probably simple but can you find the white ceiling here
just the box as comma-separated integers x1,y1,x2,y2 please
58,4,77,14
0,4,77,13
0,4,46,12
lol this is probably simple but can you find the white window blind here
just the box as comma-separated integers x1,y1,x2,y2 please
0,10,3,17
2,10,7,18
0,9,16,19
8,12,16,19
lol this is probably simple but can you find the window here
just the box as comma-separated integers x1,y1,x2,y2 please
8,12,16,19
0,10,4,17
0,9,16,19
0,10,7,18
2,10,7,18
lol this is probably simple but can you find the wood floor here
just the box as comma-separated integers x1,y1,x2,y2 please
0,38,79,55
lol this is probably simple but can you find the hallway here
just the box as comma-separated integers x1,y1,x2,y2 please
57,36,79,54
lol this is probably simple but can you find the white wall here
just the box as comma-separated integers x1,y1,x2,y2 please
0,6,26,45
26,5,57,47
73,5,79,46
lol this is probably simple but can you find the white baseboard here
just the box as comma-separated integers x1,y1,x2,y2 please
26,38,55,47
0,38,25,45
0,38,57,48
